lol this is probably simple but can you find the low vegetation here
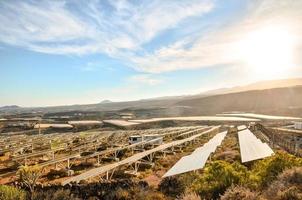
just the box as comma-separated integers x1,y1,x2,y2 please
17,165,42,199
249,152,302,189
263,167,302,200
220,186,260,200
0,185,26,200
4,130,302,200
192,161,248,199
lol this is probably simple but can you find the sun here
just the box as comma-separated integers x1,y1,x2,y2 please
238,25,296,78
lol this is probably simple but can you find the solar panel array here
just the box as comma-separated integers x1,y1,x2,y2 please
238,129,274,163
163,131,227,177
237,125,247,131
62,126,220,184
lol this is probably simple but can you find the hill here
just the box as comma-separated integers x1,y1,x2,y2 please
1,78,302,117
176,86,302,116
0,105,20,111
200,77,302,96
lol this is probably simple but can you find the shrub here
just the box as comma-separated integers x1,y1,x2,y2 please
214,150,240,163
17,165,42,187
50,139,63,149
192,161,248,199
177,192,201,200
108,187,131,200
276,167,302,186
220,186,259,200
32,189,74,200
17,165,43,199
159,176,186,198
133,189,166,200
250,152,302,188
279,186,301,200
264,167,302,200
0,185,26,200
46,169,68,180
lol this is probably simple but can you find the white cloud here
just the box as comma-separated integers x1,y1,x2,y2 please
0,0,214,56
1,0,301,75
128,74,163,86
130,0,302,73
0,1,93,48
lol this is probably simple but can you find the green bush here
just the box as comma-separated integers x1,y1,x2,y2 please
0,185,26,200
250,152,302,188
192,161,248,199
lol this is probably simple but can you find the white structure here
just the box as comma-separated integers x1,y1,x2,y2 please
163,131,227,177
237,125,247,131
129,134,163,145
62,127,220,185
294,122,302,130
238,129,274,163
68,121,103,126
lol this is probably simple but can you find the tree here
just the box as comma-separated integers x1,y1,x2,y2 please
17,165,42,199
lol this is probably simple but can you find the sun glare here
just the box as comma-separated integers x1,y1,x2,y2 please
238,25,296,78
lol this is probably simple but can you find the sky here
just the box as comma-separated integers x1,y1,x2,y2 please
0,0,302,107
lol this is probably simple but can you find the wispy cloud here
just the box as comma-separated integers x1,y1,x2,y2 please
0,0,301,74
128,74,164,86
80,61,115,72
130,0,302,73
0,0,213,56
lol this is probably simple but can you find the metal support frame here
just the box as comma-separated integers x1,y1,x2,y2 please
146,152,155,162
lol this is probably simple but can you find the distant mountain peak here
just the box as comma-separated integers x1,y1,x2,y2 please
100,100,112,104
0,105,20,111
0,105,20,109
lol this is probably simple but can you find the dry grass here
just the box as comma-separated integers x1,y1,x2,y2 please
220,186,260,200
263,167,302,200
177,192,201,200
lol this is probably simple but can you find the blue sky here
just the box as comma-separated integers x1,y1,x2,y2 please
0,0,301,106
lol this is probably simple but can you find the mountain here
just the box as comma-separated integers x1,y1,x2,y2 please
1,77,302,116
176,85,302,117
100,100,113,104
0,105,20,111
200,78,302,96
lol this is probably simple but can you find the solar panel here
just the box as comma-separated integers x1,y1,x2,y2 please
238,129,274,163
237,125,247,131
163,131,227,177
163,153,209,177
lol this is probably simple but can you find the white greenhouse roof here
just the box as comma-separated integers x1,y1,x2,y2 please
68,120,103,125
34,124,73,129
219,113,301,120
103,120,141,126
130,116,260,123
